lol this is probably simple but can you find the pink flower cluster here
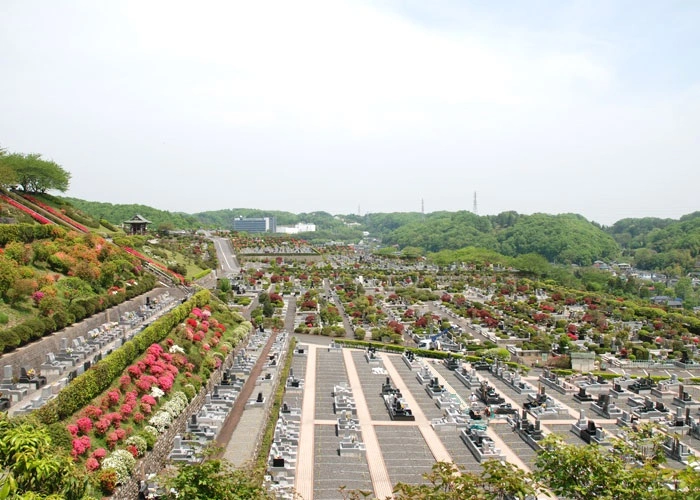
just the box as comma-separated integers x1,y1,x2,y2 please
71,435,92,458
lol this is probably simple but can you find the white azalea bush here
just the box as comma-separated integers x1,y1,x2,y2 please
102,449,136,484
148,392,188,432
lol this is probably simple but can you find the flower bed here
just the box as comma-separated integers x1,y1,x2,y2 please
21,193,91,232
0,193,52,224
58,299,251,495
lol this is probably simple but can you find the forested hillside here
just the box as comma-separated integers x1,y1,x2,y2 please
63,198,200,230
369,211,618,266
607,212,700,274
60,195,700,272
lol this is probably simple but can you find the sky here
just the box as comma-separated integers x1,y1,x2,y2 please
1,0,699,226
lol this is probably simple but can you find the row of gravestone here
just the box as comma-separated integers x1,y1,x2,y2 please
266,342,303,500
167,329,276,464
3,292,179,415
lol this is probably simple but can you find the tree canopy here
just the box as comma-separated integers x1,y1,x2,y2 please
0,152,70,193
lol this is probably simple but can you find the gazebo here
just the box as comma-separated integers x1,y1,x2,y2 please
123,214,152,235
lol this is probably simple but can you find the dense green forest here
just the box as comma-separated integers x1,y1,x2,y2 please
63,196,700,273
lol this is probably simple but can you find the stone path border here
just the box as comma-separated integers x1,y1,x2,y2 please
295,344,317,500
343,348,394,500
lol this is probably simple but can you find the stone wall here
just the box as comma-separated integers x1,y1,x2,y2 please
0,287,185,380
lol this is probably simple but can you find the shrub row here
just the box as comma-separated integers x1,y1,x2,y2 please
0,223,67,245
333,339,531,372
0,275,157,354
192,269,212,281
35,289,211,425
100,219,118,232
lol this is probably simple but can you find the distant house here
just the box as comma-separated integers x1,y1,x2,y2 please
123,214,151,235
650,295,684,309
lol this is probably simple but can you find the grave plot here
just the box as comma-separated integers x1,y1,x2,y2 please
315,348,349,420
391,358,444,422
375,425,434,485
350,350,392,422
313,425,371,500
490,422,538,469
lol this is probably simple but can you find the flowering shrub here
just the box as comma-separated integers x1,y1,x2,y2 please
92,448,107,461
141,395,156,406
71,435,91,458
94,417,111,436
76,417,93,434
125,435,147,457
150,386,165,399
86,457,100,471
148,411,172,433
98,468,118,494
143,426,159,440
169,344,185,354
83,405,103,420
101,449,136,484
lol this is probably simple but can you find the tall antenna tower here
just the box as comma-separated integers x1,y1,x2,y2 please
357,204,361,217
421,198,425,218
473,191,478,214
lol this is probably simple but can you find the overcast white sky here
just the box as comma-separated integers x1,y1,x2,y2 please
1,1,699,225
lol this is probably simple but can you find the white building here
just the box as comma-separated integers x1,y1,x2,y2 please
276,223,316,234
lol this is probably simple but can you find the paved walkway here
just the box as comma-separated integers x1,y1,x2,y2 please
344,349,394,500
295,344,317,500
218,330,278,463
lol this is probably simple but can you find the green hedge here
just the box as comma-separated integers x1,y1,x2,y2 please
35,289,211,425
99,219,118,232
192,269,212,281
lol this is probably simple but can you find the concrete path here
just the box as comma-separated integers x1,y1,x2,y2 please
295,344,317,500
218,331,278,462
343,349,394,500
382,355,453,463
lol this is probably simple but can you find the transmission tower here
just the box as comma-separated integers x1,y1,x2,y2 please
473,191,478,214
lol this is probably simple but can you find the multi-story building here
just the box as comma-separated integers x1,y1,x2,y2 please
233,216,276,233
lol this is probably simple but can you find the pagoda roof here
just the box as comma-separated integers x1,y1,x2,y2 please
123,214,152,224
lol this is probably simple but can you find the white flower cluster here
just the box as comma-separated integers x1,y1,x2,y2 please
169,344,185,354
148,412,171,433
102,449,136,484
143,426,159,439
150,386,165,399
148,392,189,433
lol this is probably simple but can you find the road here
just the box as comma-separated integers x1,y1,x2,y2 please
210,236,241,278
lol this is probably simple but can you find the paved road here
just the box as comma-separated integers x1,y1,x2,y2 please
210,236,241,279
